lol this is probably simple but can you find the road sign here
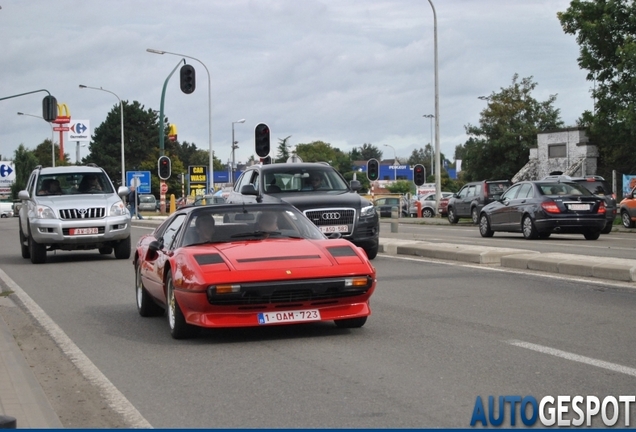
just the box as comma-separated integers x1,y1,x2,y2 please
160,182,168,194
126,171,151,194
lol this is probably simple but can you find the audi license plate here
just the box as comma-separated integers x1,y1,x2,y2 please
568,204,590,211
69,227,98,235
319,225,348,233
257,309,321,325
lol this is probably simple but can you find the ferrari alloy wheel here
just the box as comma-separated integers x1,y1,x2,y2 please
447,207,459,224
166,270,199,339
334,316,367,328
521,215,538,240
479,214,494,238
136,263,162,317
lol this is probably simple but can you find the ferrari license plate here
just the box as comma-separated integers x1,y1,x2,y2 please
257,309,321,325
70,227,98,235
319,225,348,234
568,204,590,211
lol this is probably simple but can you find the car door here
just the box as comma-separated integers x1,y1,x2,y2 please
458,185,475,217
489,184,521,228
506,182,534,227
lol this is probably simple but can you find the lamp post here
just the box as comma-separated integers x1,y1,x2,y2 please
231,119,245,186
384,144,397,181
146,49,213,192
78,85,125,187
423,114,434,179
427,0,441,214
17,112,55,167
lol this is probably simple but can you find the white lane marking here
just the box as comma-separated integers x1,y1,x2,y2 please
0,269,153,429
507,340,636,378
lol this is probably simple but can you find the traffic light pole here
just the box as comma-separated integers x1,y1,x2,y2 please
158,59,185,156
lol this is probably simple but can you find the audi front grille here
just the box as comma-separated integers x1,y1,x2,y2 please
59,207,106,220
304,208,355,230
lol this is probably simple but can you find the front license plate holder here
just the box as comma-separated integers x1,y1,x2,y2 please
319,225,348,234
257,309,321,325
69,227,99,235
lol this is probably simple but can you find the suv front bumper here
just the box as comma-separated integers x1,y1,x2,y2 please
29,215,131,246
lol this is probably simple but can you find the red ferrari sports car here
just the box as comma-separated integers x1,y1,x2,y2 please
134,202,377,339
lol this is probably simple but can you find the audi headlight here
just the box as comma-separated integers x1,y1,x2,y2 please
360,204,376,217
110,201,128,216
35,205,56,219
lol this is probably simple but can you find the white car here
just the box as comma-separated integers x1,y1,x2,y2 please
1,210,13,218
409,192,454,218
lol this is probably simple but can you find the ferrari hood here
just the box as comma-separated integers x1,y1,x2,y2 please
213,239,334,271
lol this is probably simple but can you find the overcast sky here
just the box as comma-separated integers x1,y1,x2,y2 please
0,0,592,167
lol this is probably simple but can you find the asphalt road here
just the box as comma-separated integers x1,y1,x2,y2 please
1,217,636,428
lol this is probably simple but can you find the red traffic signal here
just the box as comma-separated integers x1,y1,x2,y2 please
158,155,171,180
413,164,426,186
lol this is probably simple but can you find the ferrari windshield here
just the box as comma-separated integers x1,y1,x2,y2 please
180,204,326,247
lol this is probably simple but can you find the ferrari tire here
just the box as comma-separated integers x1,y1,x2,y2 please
166,270,199,339
471,207,479,225
447,207,459,224
334,316,367,328
521,215,538,240
583,231,601,241
19,225,30,259
99,247,113,255
136,263,163,317
364,243,378,260
422,208,434,218
479,214,494,238
28,233,47,264
114,236,131,260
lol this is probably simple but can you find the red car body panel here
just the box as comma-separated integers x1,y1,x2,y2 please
135,230,376,329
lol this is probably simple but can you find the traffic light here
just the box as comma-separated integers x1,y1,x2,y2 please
158,155,171,180
180,64,196,94
255,123,270,158
413,164,426,186
367,158,379,181
42,95,57,122
260,156,272,165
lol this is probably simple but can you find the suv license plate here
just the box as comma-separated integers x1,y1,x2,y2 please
70,228,98,235
257,310,321,325
568,204,590,211
320,225,348,233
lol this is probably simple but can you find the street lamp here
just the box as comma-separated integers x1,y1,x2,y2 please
384,144,397,181
17,112,55,167
78,85,125,187
426,0,442,214
146,48,213,192
423,114,434,179
231,119,245,186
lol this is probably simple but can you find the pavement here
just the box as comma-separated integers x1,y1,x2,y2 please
0,215,634,428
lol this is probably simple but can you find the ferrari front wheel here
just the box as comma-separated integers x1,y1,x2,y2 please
166,270,199,339
334,316,367,328
136,262,162,317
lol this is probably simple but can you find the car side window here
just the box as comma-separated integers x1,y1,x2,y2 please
501,184,521,200
162,214,187,250
457,186,468,198
474,184,482,197
516,183,533,199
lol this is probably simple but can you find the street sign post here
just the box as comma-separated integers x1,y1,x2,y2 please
126,171,151,194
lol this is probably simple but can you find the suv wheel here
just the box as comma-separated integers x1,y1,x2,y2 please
28,231,47,264
114,236,131,260
621,211,635,228
364,243,378,260
471,207,479,225
19,224,30,259
447,207,459,224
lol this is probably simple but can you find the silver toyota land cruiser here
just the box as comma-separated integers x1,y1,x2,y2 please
18,164,131,264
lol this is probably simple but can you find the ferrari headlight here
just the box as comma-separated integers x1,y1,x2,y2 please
360,204,376,218
35,205,56,219
110,201,128,216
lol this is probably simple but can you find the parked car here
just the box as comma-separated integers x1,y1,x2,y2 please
133,203,376,339
618,186,636,228
374,196,409,218
137,194,158,212
447,179,511,224
12,200,21,217
478,180,607,240
409,192,453,218
542,174,616,234
438,196,450,217
18,164,131,264
225,162,379,260
1,209,13,218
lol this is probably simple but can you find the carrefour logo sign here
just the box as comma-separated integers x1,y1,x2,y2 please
68,119,91,142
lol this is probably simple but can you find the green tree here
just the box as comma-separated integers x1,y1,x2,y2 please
385,180,414,195
10,144,38,198
460,74,563,181
275,136,292,162
558,0,636,176
357,143,382,161
32,140,65,167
